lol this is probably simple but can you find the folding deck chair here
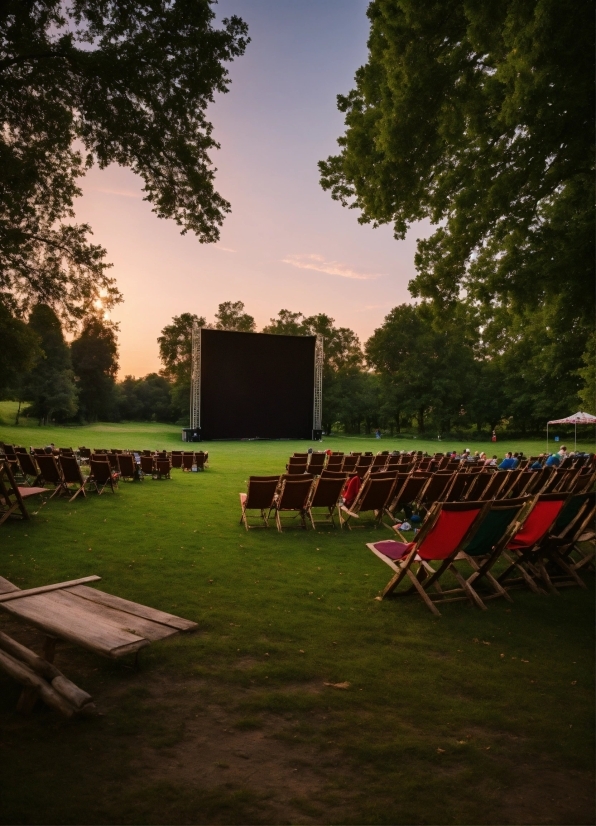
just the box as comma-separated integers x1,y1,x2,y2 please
445,496,534,605
17,452,42,487
305,475,346,529
418,472,454,509
326,454,344,471
341,472,398,528
386,472,431,522
341,456,358,473
88,458,117,495
270,477,314,532
117,453,137,481
155,458,171,479
537,492,595,588
307,453,326,474
35,454,69,499
239,477,280,529
497,493,568,594
58,455,88,502
0,462,47,525
367,500,489,614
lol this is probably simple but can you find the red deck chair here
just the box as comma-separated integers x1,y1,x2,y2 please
341,472,398,528
17,452,42,487
0,461,46,525
366,500,489,615
497,493,568,594
58,455,88,502
240,477,280,529
35,454,68,499
88,458,117,494
305,475,346,529
270,477,314,532
536,492,595,587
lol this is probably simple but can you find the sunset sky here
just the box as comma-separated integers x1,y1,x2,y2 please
75,0,430,378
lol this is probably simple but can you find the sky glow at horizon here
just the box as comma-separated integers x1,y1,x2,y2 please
74,0,431,378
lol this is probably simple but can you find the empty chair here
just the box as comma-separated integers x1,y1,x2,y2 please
320,469,347,480
118,453,137,481
59,455,88,501
443,473,477,502
418,472,454,508
78,447,91,465
17,452,42,487
286,462,308,475
140,455,155,476
371,454,387,468
386,473,431,521
239,477,280,529
194,453,206,471
367,500,489,614
155,458,171,479
171,453,183,469
307,453,326,474
341,456,358,473
326,454,343,470
270,477,314,531
88,458,117,494
305,475,346,529
0,461,47,525
35,454,68,499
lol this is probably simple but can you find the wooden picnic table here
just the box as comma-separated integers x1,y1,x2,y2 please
0,575,197,660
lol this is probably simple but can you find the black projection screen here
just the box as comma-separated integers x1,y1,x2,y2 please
200,329,316,440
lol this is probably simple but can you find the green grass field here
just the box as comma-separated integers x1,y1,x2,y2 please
0,415,594,825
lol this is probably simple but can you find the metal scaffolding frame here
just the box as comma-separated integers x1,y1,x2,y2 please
190,321,201,429
313,334,324,433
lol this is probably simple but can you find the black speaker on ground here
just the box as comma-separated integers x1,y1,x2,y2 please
182,428,202,442
312,429,323,441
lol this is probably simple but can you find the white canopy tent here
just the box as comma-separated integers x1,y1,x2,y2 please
546,411,596,453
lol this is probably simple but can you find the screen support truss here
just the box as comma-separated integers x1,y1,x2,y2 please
190,321,201,429
313,334,324,433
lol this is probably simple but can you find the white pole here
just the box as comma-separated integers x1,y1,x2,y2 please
574,422,577,452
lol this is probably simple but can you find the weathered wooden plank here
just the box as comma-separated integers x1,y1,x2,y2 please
0,576,101,604
46,589,180,642
68,585,198,631
0,592,150,658
0,576,20,594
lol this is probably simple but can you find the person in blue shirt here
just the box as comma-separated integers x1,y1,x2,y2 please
498,452,518,470
545,453,560,467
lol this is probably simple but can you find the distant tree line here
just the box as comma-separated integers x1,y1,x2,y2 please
0,295,592,435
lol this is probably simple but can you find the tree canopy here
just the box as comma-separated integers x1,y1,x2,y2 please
1,0,249,322
319,0,594,325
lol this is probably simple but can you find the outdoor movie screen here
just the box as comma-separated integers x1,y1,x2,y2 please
200,328,316,440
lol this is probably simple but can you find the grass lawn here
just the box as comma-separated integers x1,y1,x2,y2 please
0,416,594,825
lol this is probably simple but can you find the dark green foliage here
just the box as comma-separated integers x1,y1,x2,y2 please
215,300,256,332
71,317,118,421
320,0,594,419
21,304,77,423
366,304,475,433
117,373,174,423
0,299,41,397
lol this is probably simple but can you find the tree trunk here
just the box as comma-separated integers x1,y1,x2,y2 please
14,400,21,426
417,407,425,433
395,413,401,434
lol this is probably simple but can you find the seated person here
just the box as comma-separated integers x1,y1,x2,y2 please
558,445,568,457
530,454,545,469
545,452,560,467
498,451,518,470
